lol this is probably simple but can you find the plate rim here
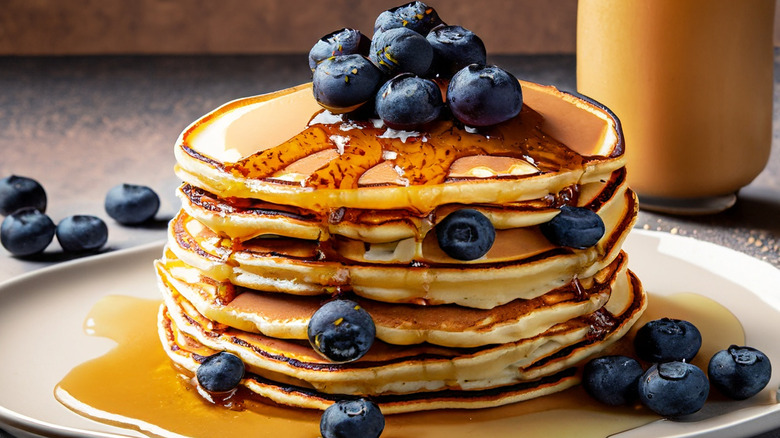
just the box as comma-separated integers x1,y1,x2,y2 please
0,230,778,438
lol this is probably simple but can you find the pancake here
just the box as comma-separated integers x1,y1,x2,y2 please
173,82,625,214
179,183,556,243
165,182,635,309
158,269,644,406
174,166,631,266
158,306,580,413
176,166,627,244
155,76,647,414
157,249,629,348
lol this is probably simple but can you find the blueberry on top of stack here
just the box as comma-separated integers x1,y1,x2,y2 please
309,1,520,131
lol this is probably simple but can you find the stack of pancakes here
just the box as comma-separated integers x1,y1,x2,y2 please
155,81,646,414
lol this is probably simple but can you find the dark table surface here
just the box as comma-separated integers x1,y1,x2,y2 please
0,54,778,437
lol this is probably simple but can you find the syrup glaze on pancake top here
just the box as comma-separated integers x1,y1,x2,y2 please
156,0,646,422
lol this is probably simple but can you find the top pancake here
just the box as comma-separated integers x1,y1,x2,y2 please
174,82,625,213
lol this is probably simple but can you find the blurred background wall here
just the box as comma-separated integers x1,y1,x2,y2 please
1,0,778,55
0,0,578,55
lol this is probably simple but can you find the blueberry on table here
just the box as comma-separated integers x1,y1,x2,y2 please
426,25,486,78
634,318,702,363
320,398,385,438
582,355,644,406
0,175,47,216
196,351,245,393
374,1,443,36
308,299,376,363
708,345,772,400
56,215,108,253
313,54,384,114
0,207,55,256
308,28,371,72
375,73,443,130
446,64,523,127
104,183,160,225
539,205,605,249
369,27,433,76
435,209,496,261
638,361,709,417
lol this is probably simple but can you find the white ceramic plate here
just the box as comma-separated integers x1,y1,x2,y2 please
0,229,779,438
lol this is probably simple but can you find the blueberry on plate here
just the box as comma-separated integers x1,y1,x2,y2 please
708,345,772,400
104,183,160,225
196,351,245,393
638,361,709,417
446,64,523,127
0,175,47,216
634,318,702,363
435,209,495,261
313,54,384,114
374,1,443,36
0,207,55,256
308,299,376,363
426,25,486,78
375,73,443,130
320,398,385,438
582,355,644,406
369,27,433,77
539,205,605,249
56,215,108,253
308,28,371,72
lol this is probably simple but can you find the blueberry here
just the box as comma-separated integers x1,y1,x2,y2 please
426,25,486,78
539,205,605,249
0,175,47,216
369,27,433,77
708,345,772,400
55,215,108,253
634,318,702,363
308,28,372,72
308,299,376,363
375,73,443,130
582,355,644,406
104,183,160,225
446,64,523,127
313,55,384,114
435,209,495,261
638,362,709,417
320,398,385,438
373,1,444,36
0,207,55,256
196,351,245,393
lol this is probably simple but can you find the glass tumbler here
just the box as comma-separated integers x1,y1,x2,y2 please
576,0,775,214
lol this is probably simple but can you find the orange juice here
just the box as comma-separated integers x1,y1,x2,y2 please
576,0,774,213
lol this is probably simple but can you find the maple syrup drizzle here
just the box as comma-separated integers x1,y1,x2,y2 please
55,291,748,438
223,106,583,190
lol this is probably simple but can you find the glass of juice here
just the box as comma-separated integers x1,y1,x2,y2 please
576,0,775,214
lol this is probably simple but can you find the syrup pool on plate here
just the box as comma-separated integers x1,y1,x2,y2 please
55,291,745,438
